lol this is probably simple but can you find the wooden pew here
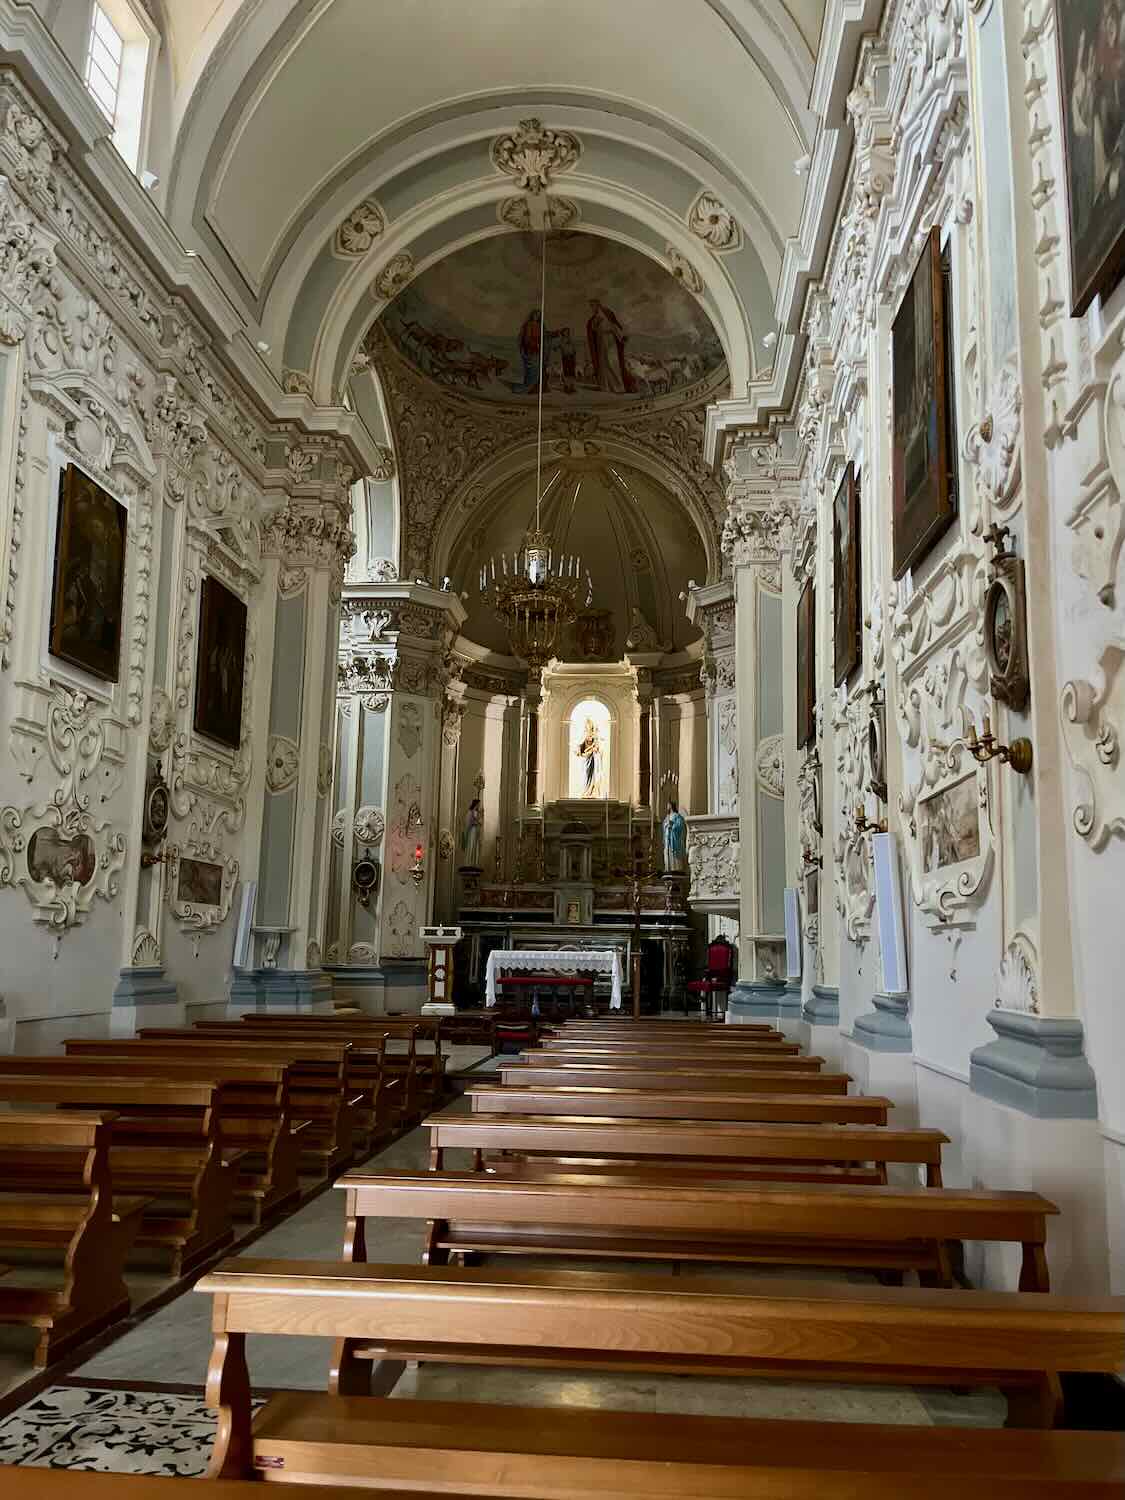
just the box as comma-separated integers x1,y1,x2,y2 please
467,1083,892,1125
499,1063,852,1094
517,1048,823,1071
0,1470,491,1500
0,1075,236,1276
424,1110,946,1185
545,1022,780,1038
336,1170,1056,1290
0,1112,148,1365
437,1009,498,1050
198,1257,1125,1447
538,1030,796,1047
39,1053,301,1221
69,1036,359,1174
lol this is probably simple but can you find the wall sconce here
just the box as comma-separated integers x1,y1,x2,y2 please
140,850,165,869
855,806,887,835
410,843,425,887
965,716,1033,775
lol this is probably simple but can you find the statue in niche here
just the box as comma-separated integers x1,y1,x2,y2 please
460,797,483,868
575,716,604,797
662,798,688,873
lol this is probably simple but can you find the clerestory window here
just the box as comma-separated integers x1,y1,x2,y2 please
83,1,157,174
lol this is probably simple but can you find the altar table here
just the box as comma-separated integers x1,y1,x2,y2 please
485,948,623,1010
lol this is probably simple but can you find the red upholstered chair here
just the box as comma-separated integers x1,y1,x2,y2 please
684,936,737,1019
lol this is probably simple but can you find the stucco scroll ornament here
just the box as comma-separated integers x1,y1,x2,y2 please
1060,646,1125,849
265,735,300,794
334,197,385,257
490,118,581,191
1068,336,1125,611
373,253,415,301
0,176,58,344
755,734,784,799
353,805,386,849
499,195,579,232
963,362,1022,525
688,191,743,253
0,686,127,933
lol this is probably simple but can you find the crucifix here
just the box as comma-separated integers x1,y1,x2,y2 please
983,522,1011,559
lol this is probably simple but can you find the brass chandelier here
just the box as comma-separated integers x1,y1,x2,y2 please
477,227,593,671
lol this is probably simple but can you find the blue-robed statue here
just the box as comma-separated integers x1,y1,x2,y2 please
662,799,687,873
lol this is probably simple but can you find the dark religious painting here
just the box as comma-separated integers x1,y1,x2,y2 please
891,227,958,579
833,462,861,685
49,464,127,681
177,857,224,907
193,574,247,750
28,827,96,888
797,578,816,751
1057,0,1125,313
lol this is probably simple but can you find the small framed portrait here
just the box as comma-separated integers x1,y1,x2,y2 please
833,463,862,685
48,464,128,682
1056,1,1125,313
891,227,958,579
796,578,816,750
983,550,1029,711
194,575,247,750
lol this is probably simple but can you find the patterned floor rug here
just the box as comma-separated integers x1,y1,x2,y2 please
0,1384,261,1475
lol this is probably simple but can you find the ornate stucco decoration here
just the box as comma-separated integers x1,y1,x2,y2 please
166,831,238,941
0,687,126,935
666,247,704,295
832,688,875,942
317,742,333,798
499,195,579,232
490,118,581,191
688,191,742,253
334,197,385,257
331,808,349,848
963,362,1023,526
373,252,414,302
265,735,299,794
386,896,417,957
755,734,784,798
0,173,57,345
1060,649,1124,848
353,805,386,848
796,752,822,882
996,929,1040,1015
685,813,739,913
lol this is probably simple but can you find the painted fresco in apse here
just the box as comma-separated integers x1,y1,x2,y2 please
380,232,726,404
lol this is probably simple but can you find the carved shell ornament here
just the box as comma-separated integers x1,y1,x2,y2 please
490,118,581,192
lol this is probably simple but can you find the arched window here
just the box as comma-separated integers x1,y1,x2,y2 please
568,698,611,800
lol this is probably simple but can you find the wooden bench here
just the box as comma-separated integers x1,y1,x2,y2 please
5,1438,1125,1500
467,1083,892,1124
336,1169,1057,1290
0,1111,149,1365
197,1257,1125,1446
424,1110,946,1185
40,1052,302,1221
0,1075,236,1277
70,1035,360,1174
499,1063,852,1094
437,1009,498,1050
518,1048,822,1071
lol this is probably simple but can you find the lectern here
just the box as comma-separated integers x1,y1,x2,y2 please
420,925,462,1015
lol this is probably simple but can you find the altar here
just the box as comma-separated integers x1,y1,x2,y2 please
485,946,624,1009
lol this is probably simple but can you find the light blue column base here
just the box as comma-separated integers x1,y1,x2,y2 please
803,983,839,1025
727,979,786,1019
778,980,803,1016
112,967,179,1006
852,991,912,1053
230,968,335,1011
969,1010,1098,1120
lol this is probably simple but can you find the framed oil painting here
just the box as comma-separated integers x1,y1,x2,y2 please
891,227,958,580
796,578,816,750
176,856,224,907
48,464,127,682
194,574,247,750
916,771,982,876
833,462,861,685
1057,1,1125,313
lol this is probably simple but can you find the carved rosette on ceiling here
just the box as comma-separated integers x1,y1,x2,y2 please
688,191,742,253
490,118,581,192
334,196,386,257
373,253,415,302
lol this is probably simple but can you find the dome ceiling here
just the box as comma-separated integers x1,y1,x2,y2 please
380,232,726,408
450,461,708,660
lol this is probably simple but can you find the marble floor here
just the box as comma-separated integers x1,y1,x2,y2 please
0,1042,1008,1476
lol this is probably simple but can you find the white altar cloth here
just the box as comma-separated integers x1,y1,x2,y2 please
485,948,623,1009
